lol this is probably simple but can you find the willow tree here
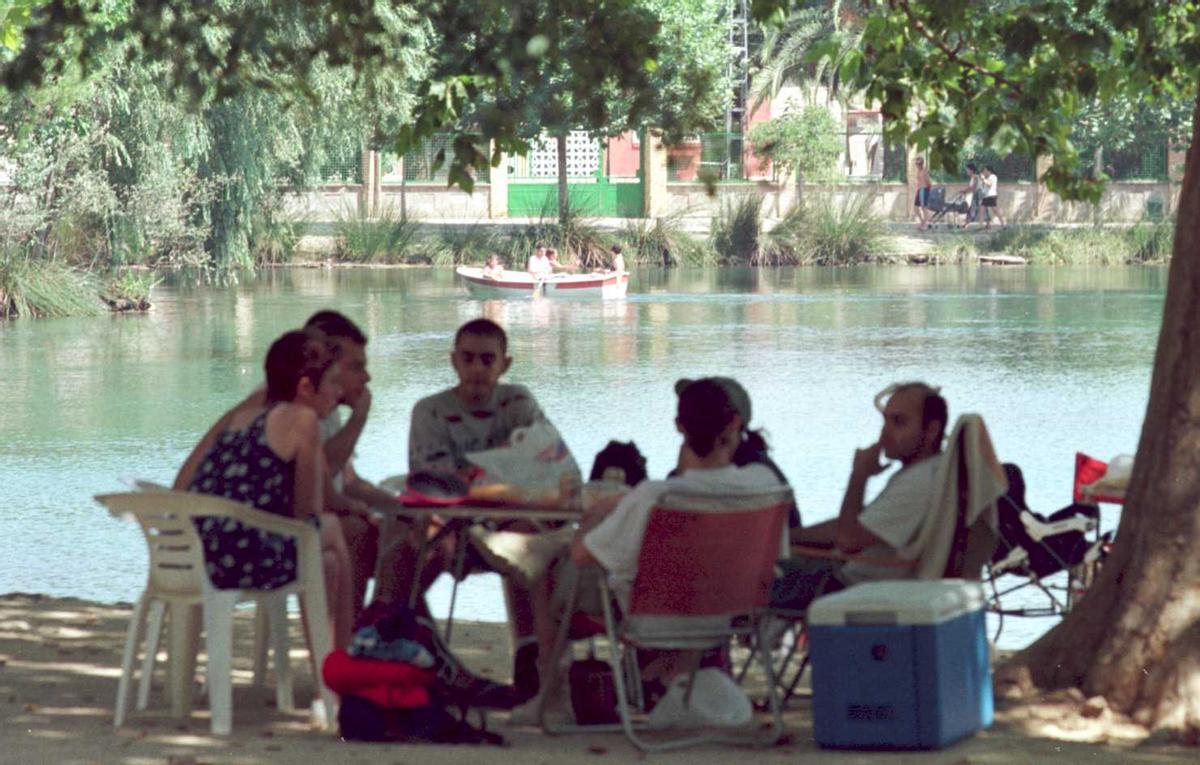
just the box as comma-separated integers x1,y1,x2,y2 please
783,0,1200,740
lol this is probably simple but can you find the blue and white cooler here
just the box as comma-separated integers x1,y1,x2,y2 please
807,579,992,749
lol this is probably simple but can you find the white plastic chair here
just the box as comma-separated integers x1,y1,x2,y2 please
97,491,337,735
122,479,283,715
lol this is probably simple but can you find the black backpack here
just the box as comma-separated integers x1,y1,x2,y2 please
336,602,511,746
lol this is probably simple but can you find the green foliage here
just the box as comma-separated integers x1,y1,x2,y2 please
769,193,889,265
752,0,864,106
251,197,306,266
926,234,978,264
747,106,844,183
332,203,418,264
430,222,503,267
0,245,102,318
815,1,1200,202
3,0,668,192
1127,217,1175,263
623,208,711,265
978,221,1176,264
710,195,764,263
99,268,159,311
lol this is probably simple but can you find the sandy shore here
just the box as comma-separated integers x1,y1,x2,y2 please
0,592,1189,764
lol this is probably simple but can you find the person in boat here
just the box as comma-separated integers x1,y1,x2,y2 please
481,254,504,279
526,245,552,277
173,311,396,618
389,317,554,703
175,329,356,649
609,244,626,273
546,247,576,273
772,382,948,614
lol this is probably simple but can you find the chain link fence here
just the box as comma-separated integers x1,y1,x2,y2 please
384,134,490,184
668,133,746,182
1104,138,1169,181
317,142,363,185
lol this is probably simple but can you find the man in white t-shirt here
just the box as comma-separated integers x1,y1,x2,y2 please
526,245,552,276
772,382,948,612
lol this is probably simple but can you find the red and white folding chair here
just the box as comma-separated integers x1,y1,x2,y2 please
552,486,792,751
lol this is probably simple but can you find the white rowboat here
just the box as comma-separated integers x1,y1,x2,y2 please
456,266,629,299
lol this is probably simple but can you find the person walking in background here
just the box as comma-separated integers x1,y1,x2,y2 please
980,165,1005,229
963,163,981,227
913,157,933,230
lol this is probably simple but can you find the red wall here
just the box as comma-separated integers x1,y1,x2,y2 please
605,132,641,177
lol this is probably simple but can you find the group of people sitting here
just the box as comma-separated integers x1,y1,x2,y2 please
170,308,987,726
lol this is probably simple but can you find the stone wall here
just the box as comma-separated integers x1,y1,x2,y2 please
291,178,1180,224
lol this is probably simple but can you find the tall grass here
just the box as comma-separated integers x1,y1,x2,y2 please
332,203,419,263
1127,217,1174,262
979,219,1175,264
252,198,307,266
623,208,715,266
0,245,103,318
788,193,889,265
758,193,889,265
710,195,763,263
430,221,502,266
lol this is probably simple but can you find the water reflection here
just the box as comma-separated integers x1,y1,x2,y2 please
0,264,1164,648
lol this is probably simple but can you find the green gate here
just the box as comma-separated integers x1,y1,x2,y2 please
508,131,643,218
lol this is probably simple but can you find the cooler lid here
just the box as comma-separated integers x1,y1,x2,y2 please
807,580,985,626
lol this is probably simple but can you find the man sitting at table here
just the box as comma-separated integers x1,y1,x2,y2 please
384,317,551,703
771,382,948,613
173,310,397,616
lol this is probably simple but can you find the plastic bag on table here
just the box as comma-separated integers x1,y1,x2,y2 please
465,421,581,502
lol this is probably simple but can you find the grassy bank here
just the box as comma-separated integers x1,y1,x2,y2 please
0,246,157,319
325,195,893,268
928,219,1175,265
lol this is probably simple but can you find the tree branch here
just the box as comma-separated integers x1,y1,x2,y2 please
891,0,1023,98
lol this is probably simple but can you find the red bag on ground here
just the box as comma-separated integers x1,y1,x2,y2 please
322,649,435,710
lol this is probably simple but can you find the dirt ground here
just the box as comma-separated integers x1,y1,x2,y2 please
0,593,1191,765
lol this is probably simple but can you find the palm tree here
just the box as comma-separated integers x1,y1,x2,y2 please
752,1,865,108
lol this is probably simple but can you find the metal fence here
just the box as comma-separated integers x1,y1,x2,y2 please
317,143,363,185
1103,139,1169,181
386,134,490,184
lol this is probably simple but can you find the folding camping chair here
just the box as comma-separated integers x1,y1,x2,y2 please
984,456,1114,640
542,486,792,752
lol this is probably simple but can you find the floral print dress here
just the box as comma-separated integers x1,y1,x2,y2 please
188,408,299,590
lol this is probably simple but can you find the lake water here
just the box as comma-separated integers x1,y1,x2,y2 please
0,265,1161,648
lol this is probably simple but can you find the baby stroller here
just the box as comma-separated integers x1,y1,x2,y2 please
925,187,973,229
985,463,1112,639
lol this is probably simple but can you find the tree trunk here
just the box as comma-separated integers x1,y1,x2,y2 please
557,131,569,225
997,97,1200,743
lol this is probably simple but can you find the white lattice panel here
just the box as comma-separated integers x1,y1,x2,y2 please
525,131,600,178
